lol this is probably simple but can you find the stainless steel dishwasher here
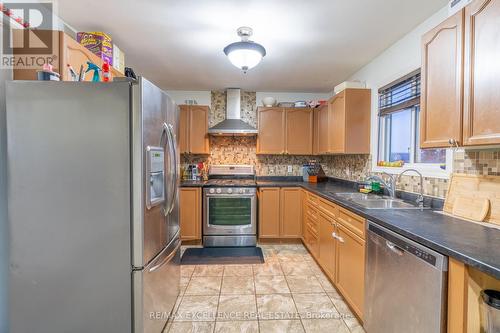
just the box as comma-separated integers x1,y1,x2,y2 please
365,221,448,333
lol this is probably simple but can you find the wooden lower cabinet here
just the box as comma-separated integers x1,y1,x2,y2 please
318,212,336,280
259,188,281,238
179,188,201,241
280,188,302,238
259,187,302,239
301,189,366,321
335,223,365,319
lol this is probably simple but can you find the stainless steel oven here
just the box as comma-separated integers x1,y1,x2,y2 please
203,186,257,247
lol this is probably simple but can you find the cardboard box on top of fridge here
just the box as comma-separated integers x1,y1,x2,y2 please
113,44,125,74
334,81,366,94
448,0,472,16
77,32,113,65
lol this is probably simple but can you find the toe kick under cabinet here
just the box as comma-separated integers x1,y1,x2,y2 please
302,190,366,321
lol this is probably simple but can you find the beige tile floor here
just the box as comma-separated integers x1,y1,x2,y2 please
165,244,365,333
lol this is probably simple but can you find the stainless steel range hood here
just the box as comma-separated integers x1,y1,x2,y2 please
208,88,258,136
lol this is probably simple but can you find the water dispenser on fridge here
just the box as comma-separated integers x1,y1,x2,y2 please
146,146,165,209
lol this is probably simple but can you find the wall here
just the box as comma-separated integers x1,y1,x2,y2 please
166,90,211,106
0,68,11,333
182,90,319,176
166,90,331,111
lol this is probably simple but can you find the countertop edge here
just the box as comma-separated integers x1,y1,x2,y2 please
181,180,500,279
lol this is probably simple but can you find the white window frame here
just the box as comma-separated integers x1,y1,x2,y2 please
372,74,453,179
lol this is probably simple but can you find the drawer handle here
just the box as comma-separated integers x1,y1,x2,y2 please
332,232,345,243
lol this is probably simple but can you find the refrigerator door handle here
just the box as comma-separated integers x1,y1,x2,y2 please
159,123,171,217
149,237,181,272
164,122,177,215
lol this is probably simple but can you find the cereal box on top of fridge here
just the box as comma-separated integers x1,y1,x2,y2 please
77,32,113,66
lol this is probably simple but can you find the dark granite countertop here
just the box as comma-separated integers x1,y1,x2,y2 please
181,178,500,279
258,179,500,279
180,180,206,187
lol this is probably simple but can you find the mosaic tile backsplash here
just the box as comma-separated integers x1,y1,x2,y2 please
182,91,500,198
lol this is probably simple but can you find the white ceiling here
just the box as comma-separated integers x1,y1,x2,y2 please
55,0,447,92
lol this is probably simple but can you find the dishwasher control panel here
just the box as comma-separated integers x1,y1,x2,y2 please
368,223,438,267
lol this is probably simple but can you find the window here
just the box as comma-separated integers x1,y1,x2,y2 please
378,70,446,168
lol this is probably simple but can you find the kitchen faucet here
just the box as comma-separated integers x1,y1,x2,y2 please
366,172,396,198
366,169,425,208
397,169,425,208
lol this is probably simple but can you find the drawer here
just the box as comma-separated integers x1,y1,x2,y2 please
318,198,337,218
306,204,318,220
336,207,365,239
307,215,318,234
307,192,319,206
304,223,319,258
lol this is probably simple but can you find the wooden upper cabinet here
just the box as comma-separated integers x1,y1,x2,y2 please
463,0,500,146
179,105,210,154
180,188,201,241
285,108,313,155
420,10,464,148
319,89,371,154
317,104,330,154
312,108,321,155
179,105,190,154
257,107,286,154
330,94,346,153
258,187,281,238
280,188,302,238
189,106,210,154
61,33,122,81
13,31,123,81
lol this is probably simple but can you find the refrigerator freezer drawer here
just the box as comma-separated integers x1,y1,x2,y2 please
133,236,181,333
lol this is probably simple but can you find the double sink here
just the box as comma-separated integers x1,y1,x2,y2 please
330,192,427,210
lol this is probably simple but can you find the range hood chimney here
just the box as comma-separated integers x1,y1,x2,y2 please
208,88,258,136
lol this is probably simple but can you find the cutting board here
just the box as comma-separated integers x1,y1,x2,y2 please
444,174,500,225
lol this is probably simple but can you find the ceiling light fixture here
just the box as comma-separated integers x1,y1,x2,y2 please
223,27,266,73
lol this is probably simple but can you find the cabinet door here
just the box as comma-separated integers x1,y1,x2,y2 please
318,213,336,281
180,188,201,240
421,10,464,148
463,0,500,145
257,108,285,154
312,108,320,155
285,108,313,155
280,188,302,238
317,105,330,154
61,33,100,82
189,106,209,154
258,188,281,238
330,93,346,153
336,224,365,319
179,105,190,154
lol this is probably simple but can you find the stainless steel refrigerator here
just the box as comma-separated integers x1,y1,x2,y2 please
6,78,180,333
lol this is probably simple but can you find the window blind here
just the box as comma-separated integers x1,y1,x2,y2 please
378,70,421,116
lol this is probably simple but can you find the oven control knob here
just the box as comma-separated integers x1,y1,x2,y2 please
227,189,233,194
209,188,215,194
238,189,244,194
216,188,222,194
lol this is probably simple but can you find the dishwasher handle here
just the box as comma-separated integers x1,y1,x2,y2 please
386,241,404,256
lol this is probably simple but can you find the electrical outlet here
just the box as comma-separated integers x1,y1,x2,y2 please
287,165,293,173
